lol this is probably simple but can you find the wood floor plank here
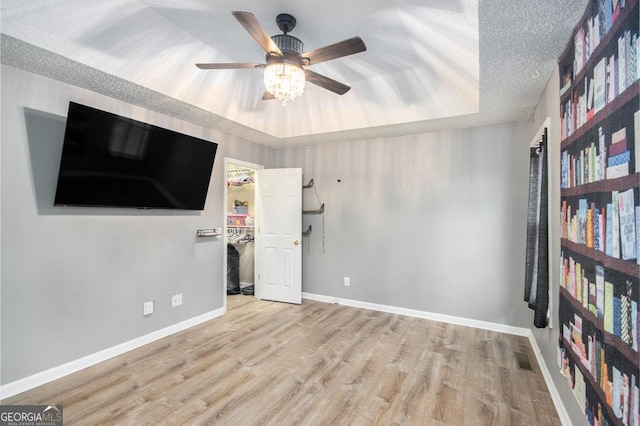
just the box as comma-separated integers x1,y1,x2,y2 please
2,296,561,425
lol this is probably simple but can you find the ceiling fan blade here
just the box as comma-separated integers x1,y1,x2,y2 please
303,37,366,65
304,70,351,95
196,63,264,70
232,11,283,55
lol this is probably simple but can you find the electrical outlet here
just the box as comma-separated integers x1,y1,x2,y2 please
171,293,183,307
143,301,154,316
344,277,350,287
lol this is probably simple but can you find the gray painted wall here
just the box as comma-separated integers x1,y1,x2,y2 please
0,65,275,384
276,122,533,327
529,66,587,425
2,64,540,404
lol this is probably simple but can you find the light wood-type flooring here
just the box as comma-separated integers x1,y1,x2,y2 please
3,296,561,425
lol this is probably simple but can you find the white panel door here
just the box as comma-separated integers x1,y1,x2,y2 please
255,168,302,304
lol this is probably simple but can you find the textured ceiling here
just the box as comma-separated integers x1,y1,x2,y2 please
1,0,587,148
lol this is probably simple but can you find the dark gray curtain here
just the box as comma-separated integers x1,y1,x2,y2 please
524,129,549,328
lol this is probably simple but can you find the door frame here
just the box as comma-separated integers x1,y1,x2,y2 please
223,157,264,313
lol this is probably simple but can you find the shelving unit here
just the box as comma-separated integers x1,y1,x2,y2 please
557,1,639,424
302,178,322,245
226,168,255,264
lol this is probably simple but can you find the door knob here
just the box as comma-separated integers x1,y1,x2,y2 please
294,240,300,246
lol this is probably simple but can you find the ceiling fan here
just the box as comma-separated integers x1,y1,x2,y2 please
196,11,366,103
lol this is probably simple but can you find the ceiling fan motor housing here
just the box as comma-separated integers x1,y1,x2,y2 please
272,34,303,55
267,13,306,66
269,34,305,65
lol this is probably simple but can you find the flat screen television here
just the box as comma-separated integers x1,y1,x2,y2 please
54,102,218,210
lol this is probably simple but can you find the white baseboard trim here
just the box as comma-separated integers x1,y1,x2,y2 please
302,292,530,336
1,307,225,400
302,292,571,425
527,333,572,426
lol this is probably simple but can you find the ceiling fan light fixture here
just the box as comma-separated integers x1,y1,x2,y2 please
264,62,305,104
196,12,365,101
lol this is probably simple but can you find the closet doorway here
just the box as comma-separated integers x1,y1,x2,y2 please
224,159,303,311
224,158,263,311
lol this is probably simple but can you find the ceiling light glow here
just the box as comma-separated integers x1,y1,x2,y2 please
264,62,305,105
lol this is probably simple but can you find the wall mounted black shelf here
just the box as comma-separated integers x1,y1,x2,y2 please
303,203,324,215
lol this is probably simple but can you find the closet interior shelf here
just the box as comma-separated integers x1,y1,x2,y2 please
228,168,255,177
227,227,254,244
302,225,312,236
228,168,255,186
303,203,324,215
303,178,314,189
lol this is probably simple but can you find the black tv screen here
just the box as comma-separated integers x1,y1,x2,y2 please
54,102,217,210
